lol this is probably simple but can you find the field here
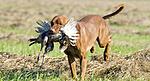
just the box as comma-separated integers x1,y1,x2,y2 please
0,0,150,81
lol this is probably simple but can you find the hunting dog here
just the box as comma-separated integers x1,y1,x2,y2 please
50,5,124,80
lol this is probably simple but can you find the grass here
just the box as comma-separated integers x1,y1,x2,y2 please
0,0,150,81
0,39,63,57
112,34,150,55
0,31,149,56
0,70,147,81
0,25,149,81
0,24,149,81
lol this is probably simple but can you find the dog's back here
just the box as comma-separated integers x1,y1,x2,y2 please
76,15,109,51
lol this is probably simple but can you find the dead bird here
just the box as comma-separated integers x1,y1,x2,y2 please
29,20,62,65
29,19,78,66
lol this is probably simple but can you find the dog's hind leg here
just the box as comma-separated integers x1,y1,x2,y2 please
96,35,111,64
104,42,111,64
90,46,94,53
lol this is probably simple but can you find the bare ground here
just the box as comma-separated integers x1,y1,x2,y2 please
0,49,150,80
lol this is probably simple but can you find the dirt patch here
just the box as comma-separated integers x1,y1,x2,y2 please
0,49,150,80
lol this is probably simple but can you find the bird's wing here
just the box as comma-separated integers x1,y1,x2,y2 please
60,18,79,46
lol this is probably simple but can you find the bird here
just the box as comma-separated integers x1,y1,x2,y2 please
29,20,56,66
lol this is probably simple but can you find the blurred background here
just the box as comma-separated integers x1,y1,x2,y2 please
0,0,149,56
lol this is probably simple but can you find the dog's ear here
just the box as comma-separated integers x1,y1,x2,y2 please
51,16,58,25
51,15,69,33
59,15,68,25
51,15,68,25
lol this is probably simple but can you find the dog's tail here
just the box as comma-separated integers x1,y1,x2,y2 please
103,4,124,19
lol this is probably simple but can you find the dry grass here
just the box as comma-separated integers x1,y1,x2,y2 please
0,0,150,80
0,49,150,80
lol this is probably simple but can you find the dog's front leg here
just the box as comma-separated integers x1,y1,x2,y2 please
80,52,87,81
67,55,77,80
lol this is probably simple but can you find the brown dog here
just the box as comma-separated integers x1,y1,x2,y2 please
50,5,124,80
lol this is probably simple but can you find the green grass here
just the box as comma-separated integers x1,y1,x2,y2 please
112,34,150,55
0,70,62,81
0,39,38,56
0,24,149,81
0,0,150,80
0,26,149,81
0,70,147,81
1,33,149,57
0,39,63,57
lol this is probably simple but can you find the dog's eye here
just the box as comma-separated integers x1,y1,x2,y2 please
59,23,64,25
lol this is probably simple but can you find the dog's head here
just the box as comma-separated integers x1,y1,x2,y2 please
49,15,69,52
50,15,79,52
51,15,69,33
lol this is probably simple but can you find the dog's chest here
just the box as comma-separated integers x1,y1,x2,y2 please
65,46,81,58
